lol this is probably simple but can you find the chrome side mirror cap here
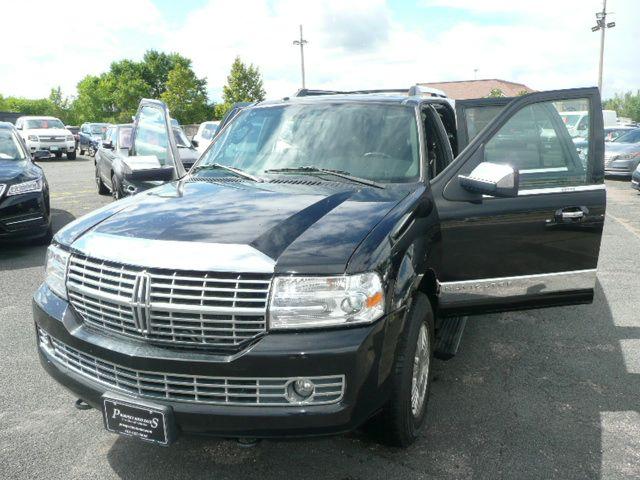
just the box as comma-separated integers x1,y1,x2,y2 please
459,162,519,197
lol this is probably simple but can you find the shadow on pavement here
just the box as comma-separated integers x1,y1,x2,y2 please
105,280,639,480
0,208,75,271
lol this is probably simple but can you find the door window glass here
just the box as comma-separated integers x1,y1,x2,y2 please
134,106,171,165
484,99,590,189
119,126,132,149
464,106,505,143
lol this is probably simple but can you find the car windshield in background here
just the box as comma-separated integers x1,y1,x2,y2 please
197,103,420,183
172,127,191,148
0,130,26,161
614,129,640,144
119,127,133,149
25,119,64,129
90,125,108,134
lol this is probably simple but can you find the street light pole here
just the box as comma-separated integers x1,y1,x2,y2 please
293,25,308,89
592,0,615,92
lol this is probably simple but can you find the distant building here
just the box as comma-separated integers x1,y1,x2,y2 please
418,79,534,100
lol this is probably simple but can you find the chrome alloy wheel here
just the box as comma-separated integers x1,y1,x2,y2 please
410,323,431,418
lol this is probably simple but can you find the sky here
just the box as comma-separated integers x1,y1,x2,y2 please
1,0,638,103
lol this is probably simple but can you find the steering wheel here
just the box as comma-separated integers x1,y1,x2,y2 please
362,151,393,160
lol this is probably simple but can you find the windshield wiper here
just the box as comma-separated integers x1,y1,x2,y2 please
192,163,263,182
264,166,384,189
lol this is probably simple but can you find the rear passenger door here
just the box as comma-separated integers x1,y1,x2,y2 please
431,88,605,315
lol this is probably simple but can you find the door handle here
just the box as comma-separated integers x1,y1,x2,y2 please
554,206,588,223
561,210,584,220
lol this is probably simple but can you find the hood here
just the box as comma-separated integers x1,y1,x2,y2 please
26,128,70,137
0,159,41,184
60,180,410,273
605,142,640,157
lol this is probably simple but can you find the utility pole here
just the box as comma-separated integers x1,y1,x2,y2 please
293,25,308,89
591,0,615,92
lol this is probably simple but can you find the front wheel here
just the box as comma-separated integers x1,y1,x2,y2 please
379,293,435,447
111,174,122,200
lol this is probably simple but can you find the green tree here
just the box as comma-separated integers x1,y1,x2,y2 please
142,50,191,98
603,90,640,123
160,64,212,124
219,57,266,115
487,88,505,98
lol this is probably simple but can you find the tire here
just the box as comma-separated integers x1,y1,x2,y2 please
111,174,122,200
54,151,62,159
379,292,435,447
95,165,109,195
89,146,95,157
66,151,76,160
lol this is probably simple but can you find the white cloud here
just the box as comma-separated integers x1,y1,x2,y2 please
1,0,638,103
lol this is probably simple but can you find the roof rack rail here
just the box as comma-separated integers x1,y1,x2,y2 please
294,88,411,97
294,85,448,99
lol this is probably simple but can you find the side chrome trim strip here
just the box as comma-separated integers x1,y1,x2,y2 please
518,184,605,196
438,269,597,304
71,232,276,273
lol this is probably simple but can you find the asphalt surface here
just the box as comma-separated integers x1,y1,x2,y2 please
1,155,639,479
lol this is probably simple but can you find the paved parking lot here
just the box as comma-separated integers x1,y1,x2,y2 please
1,155,639,479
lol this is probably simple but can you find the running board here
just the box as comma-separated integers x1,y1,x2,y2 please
434,316,467,360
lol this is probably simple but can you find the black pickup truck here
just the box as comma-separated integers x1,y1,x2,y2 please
33,86,605,447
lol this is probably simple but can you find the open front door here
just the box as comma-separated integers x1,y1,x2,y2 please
432,88,605,316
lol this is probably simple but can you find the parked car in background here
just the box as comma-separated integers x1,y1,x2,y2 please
79,123,111,156
192,121,220,154
0,122,52,242
170,119,199,169
36,88,606,447
604,128,640,177
94,104,185,199
604,126,636,142
15,116,76,160
631,163,640,191
560,109,616,139
66,126,80,150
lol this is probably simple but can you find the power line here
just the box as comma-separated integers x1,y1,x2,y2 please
591,0,616,92
293,25,308,89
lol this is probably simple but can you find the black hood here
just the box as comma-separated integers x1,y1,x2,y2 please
0,159,42,184
60,179,410,273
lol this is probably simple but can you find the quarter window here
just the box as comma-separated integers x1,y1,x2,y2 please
484,99,591,190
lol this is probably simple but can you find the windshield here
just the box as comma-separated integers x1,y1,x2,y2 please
90,124,108,134
0,130,27,161
25,118,64,129
172,127,191,148
614,129,640,144
197,103,420,182
560,113,582,127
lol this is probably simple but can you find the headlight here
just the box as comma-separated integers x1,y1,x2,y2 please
66,135,74,142
45,244,70,299
6,179,42,196
28,135,39,142
269,272,384,329
617,152,640,161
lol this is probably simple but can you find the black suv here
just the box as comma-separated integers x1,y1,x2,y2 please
34,87,605,447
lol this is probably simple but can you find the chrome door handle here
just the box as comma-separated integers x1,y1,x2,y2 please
561,211,584,220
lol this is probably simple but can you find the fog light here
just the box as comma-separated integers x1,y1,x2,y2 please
286,377,315,403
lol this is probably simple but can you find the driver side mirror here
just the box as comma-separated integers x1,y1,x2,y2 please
459,162,519,198
191,139,199,148
102,140,113,149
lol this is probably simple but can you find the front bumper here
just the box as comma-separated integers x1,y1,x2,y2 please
26,140,75,154
33,284,401,439
0,190,50,240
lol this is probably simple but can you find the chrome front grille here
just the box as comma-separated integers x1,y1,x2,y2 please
66,254,270,349
38,328,345,406
39,136,65,142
